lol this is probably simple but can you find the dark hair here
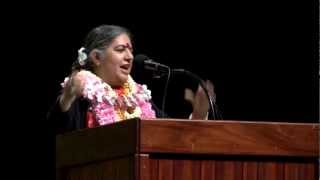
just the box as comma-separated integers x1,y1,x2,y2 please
72,24,132,71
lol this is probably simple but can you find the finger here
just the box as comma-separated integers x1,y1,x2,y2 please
206,80,215,98
70,72,86,96
184,88,195,106
197,84,204,94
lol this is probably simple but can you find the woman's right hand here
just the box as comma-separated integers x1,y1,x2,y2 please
59,70,88,111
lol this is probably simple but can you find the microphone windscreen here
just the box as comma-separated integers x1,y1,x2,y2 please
131,54,152,82
134,54,149,64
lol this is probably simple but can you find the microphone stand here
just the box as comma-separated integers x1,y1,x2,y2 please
171,69,217,120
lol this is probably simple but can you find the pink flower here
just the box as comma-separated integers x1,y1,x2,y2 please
93,103,116,125
139,100,156,119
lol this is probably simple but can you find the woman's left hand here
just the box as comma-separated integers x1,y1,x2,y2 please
185,80,215,120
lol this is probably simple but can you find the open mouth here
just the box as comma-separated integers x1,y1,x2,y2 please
120,64,130,72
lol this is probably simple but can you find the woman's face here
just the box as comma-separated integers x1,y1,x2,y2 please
95,33,134,87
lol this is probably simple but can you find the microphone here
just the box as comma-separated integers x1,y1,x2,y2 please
134,54,171,118
134,54,170,76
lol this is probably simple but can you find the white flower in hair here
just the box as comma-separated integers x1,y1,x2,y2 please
78,47,87,66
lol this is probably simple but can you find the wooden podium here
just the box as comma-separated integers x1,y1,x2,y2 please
56,119,319,180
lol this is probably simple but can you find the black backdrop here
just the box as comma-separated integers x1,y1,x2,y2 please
39,3,318,123
4,1,318,179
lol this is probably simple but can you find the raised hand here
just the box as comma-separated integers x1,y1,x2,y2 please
59,70,93,111
184,80,215,120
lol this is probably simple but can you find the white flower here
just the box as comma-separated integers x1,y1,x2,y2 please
141,85,152,100
103,95,116,105
78,47,87,66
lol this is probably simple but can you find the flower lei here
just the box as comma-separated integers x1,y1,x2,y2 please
61,71,156,125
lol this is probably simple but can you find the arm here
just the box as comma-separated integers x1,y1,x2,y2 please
47,71,89,134
47,95,88,134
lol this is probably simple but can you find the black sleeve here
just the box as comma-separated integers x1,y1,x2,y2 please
46,96,89,134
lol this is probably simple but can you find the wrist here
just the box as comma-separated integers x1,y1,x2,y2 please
191,111,206,120
59,91,76,112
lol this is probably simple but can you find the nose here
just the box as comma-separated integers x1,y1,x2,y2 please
125,49,134,62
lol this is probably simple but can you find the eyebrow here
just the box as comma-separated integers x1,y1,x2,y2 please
115,44,133,50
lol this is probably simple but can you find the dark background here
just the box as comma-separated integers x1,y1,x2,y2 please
3,1,318,179
38,3,318,123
